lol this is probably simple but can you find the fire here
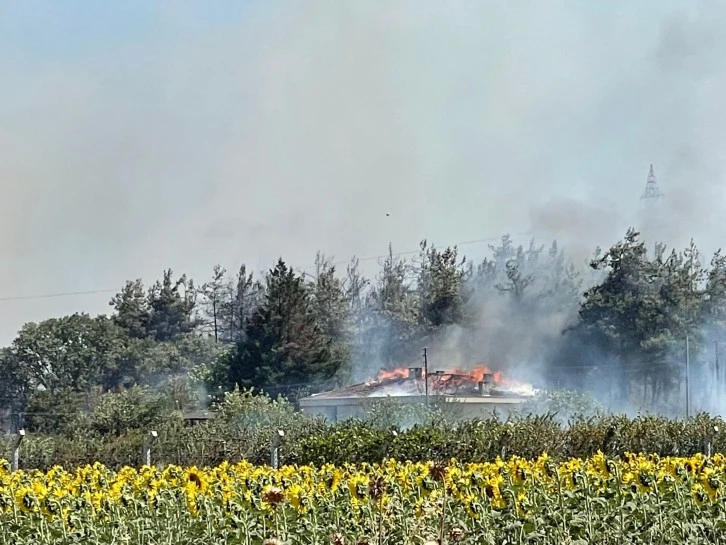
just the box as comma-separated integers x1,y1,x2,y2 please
373,363,535,396
450,365,506,385
375,364,507,385
375,368,411,381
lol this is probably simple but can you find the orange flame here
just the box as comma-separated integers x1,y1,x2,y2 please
375,364,510,385
375,368,411,381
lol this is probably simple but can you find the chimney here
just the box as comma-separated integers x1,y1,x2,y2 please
408,367,422,380
479,373,494,396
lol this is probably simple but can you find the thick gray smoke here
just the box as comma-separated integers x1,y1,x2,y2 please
1,1,725,357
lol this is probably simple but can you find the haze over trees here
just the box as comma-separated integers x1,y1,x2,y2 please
1,228,726,433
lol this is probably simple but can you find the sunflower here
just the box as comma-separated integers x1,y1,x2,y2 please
184,467,208,494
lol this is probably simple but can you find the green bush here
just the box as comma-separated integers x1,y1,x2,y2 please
515,389,604,420
88,386,169,436
291,412,726,466
4,388,726,471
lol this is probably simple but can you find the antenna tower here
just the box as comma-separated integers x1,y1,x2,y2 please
641,164,664,201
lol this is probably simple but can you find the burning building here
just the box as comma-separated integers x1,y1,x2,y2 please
298,365,536,423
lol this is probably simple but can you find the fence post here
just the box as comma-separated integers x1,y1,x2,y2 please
271,429,285,469
142,430,158,466
707,425,719,458
10,429,25,472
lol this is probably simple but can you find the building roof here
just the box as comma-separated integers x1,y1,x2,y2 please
299,373,534,405
182,410,216,420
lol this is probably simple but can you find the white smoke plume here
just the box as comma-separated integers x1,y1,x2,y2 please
1,0,725,371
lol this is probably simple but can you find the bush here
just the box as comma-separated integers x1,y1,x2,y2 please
89,386,169,436
24,388,87,435
515,389,604,421
4,388,726,471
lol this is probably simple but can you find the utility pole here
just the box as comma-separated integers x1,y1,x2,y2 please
212,299,218,342
716,342,722,397
686,336,691,419
271,429,284,469
711,341,721,403
142,431,158,466
423,348,429,406
11,430,24,472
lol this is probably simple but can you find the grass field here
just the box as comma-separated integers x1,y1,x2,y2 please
1,453,725,544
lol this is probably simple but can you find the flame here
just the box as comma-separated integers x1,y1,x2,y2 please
375,368,411,381
448,365,506,385
371,363,535,397
375,364,508,384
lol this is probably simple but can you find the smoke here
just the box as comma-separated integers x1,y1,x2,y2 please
2,1,726,368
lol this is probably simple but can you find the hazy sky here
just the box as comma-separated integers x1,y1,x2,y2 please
1,1,725,343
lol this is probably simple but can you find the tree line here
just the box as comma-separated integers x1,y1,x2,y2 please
1,227,726,432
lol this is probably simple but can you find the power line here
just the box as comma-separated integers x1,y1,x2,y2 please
0,232,535,303
297,231,535,271
0,289,116,303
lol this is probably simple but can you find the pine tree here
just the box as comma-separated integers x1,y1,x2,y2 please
199,265,227,342
417,241,471,328
110,280,150,339
227,259,339,394
146,270,198,342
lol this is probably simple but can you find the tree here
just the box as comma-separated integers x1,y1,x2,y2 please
0,348,30,429
146,269,198,342
308,253,351,341
9,314,124,394
703,249,726,333
219,265,263,344
199,265,227,342
88,386,168,436
541,240,583,312
228,259,340,394
110,280,150,339
344,257,369,341
339,257,370,382
362,245,422,368
307,253,353,383
24,387,87,435
417,241,471,328
109,334,223,390
494,239,543,304
574,230,705,406
470,236,581,310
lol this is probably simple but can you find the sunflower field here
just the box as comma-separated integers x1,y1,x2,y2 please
2,453,726,545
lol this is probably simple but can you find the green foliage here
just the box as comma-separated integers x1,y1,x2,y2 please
110,271,197,343
24,388,87,435
358,397,453,430
516,389,604,420
572,229,714,405
87,386,169,436
213,387,311,434
10,314,123,393
291,412,726,467
5,228,726,449
6,384,726,472
104,334,221,390
228,259,342,393
109,279,150,339
417,241,472,328
146,269,198,342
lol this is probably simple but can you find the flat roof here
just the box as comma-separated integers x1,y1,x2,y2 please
182,410,216,420
298,394,528,407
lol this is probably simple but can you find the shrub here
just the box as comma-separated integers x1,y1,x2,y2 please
4,389,726,471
